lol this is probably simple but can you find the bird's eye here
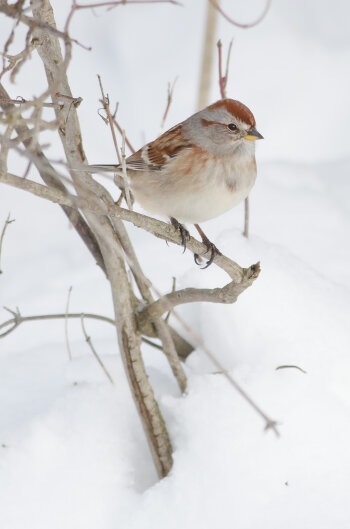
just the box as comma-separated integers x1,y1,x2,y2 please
228,123,237,131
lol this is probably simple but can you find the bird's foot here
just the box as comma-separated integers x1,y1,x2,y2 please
194,233,222,269
170,217,191,253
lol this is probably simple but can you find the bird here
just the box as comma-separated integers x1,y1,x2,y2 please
90,98,263,267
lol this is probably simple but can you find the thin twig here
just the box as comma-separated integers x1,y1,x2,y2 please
97,76,133,209
243,197,249,238
224,39,233,88
209,0,272,29
73,0,182,8
165,276,176,322
0,214,15,275
0,97,58,108
217,39,225,99
159,77,177,134
276,365,307,374
0,306,163,351
1,171,246,280
65,286,73,360
0,4,91,51
80,314,115,385
217,40,250,237
121,129,133,209
0,308,113,338
149,287,280,436
0,37,40,82
97,75,121,165
197,0,219,110
111,116,135,153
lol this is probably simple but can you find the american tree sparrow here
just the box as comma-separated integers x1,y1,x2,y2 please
91,98,263,266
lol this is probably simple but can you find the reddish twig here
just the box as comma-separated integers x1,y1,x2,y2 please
217,39,225,98
159,77,177,133
112,116,135,153
0,214,15,274
73,0,182,9
210,0,271,29
97,75,122,164
217,39,233,100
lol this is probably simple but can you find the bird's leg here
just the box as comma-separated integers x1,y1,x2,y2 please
170,217,191,253
193,224,222,268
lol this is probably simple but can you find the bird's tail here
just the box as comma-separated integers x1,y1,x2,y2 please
88,164,120,173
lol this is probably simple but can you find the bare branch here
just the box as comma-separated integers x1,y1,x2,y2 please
276,365,307,374
0,171,246,281
197,0,219,109
0,37,40,82
0,213,15,275
243,196,249,238
31,0,174,476
65,286,73,360
73,0,182,9
0,307,114,339
0,96,60,109
97,75,133,209
0,83,106,275
80,314,115,385
112,115,135,153
217,38,233,99
217,39,225,99
160,302,280,436
0,307,165,353
209,0,272,29
138,266,259,324
0,3,91,51
216,39,250,237
97,75,122,164
121,128,133,209
159,77,177,134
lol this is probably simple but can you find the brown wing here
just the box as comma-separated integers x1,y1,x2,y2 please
126,124,193,171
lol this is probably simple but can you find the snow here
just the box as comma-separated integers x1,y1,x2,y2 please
1,0,350,527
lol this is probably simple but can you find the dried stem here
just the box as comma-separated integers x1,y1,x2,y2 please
98,75,133,209
243,196,249,238
0,83,106,275
65,286,73,360
30,0,174,477
0,0,270,478
159,77,177,134
197,0,219,109
0,307,163,352
209,0,272,29
217,39,250,237
112,116,135,153
276,365,307,374
80,314,115,385
73,0,182,9
162,303,279,436
0,213,15,275
1,171,246,281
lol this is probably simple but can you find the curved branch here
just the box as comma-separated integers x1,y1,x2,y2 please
0,308,115,339
0,308,164,353
0,83,106,275
1,171,245,282
137,264,260,326
209,0,271,29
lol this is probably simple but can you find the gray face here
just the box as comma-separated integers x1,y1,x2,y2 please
182,106,253,156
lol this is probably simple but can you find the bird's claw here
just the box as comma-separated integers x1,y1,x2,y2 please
194,236,222,269
170,217,190,253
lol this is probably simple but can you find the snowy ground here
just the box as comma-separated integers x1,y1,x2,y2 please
1,1,350,528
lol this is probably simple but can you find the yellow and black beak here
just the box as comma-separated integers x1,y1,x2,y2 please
244,128,264,141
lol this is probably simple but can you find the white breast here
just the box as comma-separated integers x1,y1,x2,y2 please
130,143,257,224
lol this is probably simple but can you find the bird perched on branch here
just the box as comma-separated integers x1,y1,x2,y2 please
90,98,263,267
